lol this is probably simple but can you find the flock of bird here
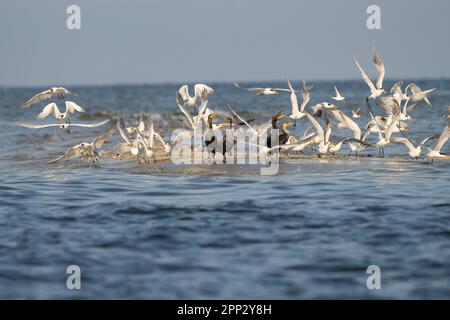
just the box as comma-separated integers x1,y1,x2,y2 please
16,48,450,165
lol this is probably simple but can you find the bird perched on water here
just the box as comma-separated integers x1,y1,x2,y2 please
234,82,291,96
332,86,345,101
353,48,385,99
21,87,79,108
177,84,214,109
36,101,85,123
49,127,115,164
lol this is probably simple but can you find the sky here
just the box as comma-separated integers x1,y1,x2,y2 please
0,0,449,87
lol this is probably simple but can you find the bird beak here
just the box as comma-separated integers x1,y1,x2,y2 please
286,122,295,127
276,114,286,120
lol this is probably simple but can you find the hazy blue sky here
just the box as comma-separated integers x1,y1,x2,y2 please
1,0,449,86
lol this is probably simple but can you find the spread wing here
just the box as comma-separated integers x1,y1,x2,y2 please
334,86,343,99
48,145,83,163
407,83,422,94
101,143,134,159
65,101,86,114
194,84,214,103
227,104,258,135
177,85,191,103
176,91,195,129
154,132,171,153
390,81,403,95
153,132,165,145
92,127,115,149
300,82,312,112
70,120,109,128
384,111,401,141
287,80,299,114
16,122,59,129
375,96,400,116
137,118,146,133
434,123,450,152
353,56,377,95
372,48,385,90
391,137,415,152
304,112,324,142
36,103,58,120
233,82,264,92
147,120,155,148
117,119,132,144
21,89,53,108
338,111,361,139
271,88,291,93
57,87,78,96
196,99,209,122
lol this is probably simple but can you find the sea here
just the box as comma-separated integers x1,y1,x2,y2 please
0,79,449,299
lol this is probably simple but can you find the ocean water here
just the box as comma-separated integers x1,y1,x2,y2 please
0,80,449,299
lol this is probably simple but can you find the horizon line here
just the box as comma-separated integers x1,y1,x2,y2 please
0,76,448,89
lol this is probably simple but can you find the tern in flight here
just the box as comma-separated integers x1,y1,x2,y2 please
36,101,85,123
103,118,141,160
16,119,109,134
332,86,346,101
391,122,448,160
404,83,436,108
365,97,402,156
391,81,408,101
288,80,313,122
374,95,413,121
352,107,361,118
390,137,423,159
391,82,434,116
177,84,214,109
312,103,364,155
353,48,385,99
234,82,291,96
304,112,367,156
176,90,210,134
49,127,115,164
21,87,79,108
424,123,450,159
